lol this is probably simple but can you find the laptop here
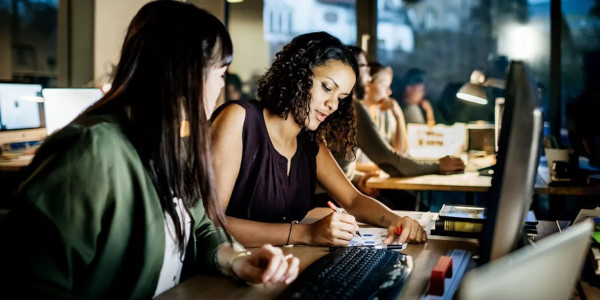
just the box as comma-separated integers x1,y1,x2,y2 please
42,88,103,135
458,220,593,300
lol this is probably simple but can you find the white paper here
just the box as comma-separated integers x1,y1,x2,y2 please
573,208,600,224
349,228,390,246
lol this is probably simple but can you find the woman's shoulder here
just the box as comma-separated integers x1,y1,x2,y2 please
211,100,268,137
56,114,130,153
211,100,261,121
19,114,142,211
31,114,136,172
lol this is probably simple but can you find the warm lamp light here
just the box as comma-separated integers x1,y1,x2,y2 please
457,70,505,105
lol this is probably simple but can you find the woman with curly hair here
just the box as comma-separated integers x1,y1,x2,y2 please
211,32,426,247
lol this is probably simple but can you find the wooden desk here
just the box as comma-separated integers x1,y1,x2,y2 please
0,155,33,172
156,208,479,300
156,210,599,299
366,166,600,197
367,172,491,193
535,165,600,196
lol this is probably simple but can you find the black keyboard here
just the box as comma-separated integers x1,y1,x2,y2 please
277,247,413,300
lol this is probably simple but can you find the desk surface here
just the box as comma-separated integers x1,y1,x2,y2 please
156,208,479,300
156,209,599,299
366,166,600,196
0,155,33,172
367,171,491,193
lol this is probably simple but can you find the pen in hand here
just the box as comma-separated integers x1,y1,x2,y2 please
392,226,404,243
327,201,362,237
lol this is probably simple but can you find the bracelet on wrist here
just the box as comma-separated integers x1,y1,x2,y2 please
284,220,299,247
227,250,251,282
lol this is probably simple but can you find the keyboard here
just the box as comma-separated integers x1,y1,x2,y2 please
277,247,413,300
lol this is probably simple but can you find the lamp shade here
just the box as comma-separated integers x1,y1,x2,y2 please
457,83,488,105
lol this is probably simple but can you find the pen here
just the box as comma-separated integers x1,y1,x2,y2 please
327,201,362,237
328,244,406,252
395,226,403,236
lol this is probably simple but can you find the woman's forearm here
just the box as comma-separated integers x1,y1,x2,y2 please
390,123,404,154
225,216,312,247
344,194,399,228
391,108,408,154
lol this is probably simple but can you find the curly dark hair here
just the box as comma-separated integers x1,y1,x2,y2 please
257,32,359,161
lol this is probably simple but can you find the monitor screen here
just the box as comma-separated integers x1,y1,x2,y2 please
0,83,43,130
42,88,103,135
479,61,543,264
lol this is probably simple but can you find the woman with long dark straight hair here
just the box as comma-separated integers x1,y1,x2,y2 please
3,1,298,298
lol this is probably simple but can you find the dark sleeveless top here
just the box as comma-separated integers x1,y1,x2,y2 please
211,100,319,223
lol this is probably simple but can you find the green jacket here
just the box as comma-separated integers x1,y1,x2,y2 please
3,114,228,299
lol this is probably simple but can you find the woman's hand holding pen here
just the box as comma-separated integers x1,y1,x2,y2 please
309,212,359,246
383,216,427,245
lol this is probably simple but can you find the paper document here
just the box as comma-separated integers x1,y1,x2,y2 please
349,228,408,249
406,123,467,160
350,211,435,247
573,208,600,224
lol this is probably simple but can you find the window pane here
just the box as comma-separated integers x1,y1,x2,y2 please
264,0,356,59
561,0,600,164
0,0,58,87
376,0,551,125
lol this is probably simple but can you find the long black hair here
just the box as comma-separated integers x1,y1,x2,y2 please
79,0,232,252
257,31,359,160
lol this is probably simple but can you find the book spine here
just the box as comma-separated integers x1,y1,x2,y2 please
436,220,483,233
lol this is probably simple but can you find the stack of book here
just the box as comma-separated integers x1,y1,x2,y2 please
431,204,485,238
431,204,539,239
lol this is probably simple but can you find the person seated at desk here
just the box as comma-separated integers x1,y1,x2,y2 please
211,32,427,248
363,62,409,156
1,2,298,298
315,49,464,207
397,68,436,126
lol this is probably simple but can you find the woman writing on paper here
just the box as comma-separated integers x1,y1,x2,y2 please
211,32,427,248
314,51,464,208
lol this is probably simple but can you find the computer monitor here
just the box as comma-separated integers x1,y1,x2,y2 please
42,88,103,135
459,220,593,299
0,83,45,147
479,61,543,264
0,83,44,130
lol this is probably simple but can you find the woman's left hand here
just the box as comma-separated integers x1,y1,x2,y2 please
356,171,380,198
231,244,300,285
383,216,427,245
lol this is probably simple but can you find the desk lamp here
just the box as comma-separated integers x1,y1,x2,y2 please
456,70,505,105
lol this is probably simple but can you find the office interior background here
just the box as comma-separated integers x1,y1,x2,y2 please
0,0,599,219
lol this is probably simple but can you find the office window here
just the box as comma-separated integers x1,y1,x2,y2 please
559,0,600,164
0,0,58,87
227,0,357,101
376,0,552,125
264,0,357,60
